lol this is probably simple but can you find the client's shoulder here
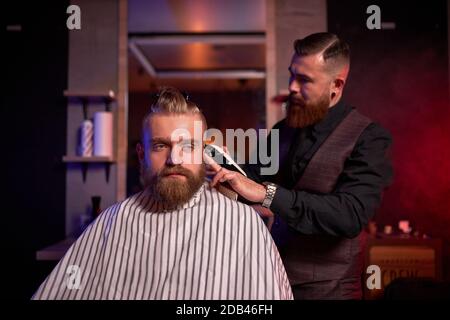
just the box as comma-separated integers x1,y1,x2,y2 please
98,190,150,220
204,183,261,216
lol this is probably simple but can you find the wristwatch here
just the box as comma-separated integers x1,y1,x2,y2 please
261,182,277,208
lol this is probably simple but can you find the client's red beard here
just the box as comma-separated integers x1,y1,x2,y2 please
142,164,206,209
286,92,331,128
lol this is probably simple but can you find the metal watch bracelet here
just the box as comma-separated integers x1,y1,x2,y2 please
262,182,277,208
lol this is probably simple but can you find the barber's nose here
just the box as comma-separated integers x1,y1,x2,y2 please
288,78,300,94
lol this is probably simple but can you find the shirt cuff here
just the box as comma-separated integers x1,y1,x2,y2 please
269,185,295,215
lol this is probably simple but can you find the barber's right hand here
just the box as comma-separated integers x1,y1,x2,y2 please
204,153,267,204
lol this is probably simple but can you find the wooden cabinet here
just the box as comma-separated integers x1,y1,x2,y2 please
363,237,443,299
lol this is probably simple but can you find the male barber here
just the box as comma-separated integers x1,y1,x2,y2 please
209,32,393,299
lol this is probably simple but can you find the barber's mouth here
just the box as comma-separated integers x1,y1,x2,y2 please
290,98,303,104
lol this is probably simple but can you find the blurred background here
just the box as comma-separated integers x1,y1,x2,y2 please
4,0,450,299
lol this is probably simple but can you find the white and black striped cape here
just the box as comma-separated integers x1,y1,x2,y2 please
32,183,293,300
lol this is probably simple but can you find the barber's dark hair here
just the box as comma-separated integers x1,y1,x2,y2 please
294,32,350,68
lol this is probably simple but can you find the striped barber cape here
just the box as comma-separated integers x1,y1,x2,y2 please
32,183,293,300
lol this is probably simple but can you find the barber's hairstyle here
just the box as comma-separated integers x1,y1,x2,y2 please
142,86,207,140
294,32,350,71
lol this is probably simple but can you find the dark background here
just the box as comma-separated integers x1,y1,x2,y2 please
328,0,450,280
4,1,69,299
4,0,450,299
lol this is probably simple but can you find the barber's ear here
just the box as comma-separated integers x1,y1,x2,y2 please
333,78,345,91
330,78,345,98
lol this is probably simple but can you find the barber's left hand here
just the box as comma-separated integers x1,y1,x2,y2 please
204,154,266,203
251,205,275,230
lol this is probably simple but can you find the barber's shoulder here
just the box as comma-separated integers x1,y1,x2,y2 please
349,107,391,141
361,121,392,142
353,121,393,156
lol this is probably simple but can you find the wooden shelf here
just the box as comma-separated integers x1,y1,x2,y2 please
63,156,114,182
63,155,115,163
64,90,116,101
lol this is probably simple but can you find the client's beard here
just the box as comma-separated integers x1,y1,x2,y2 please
286,92,330,128
142,164,206,209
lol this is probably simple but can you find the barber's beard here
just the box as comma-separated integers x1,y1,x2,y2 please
142,164,206,209
286,92,331,128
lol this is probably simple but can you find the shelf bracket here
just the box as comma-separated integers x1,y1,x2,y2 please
81,97,88,120
81,163,88,182
105,163,111,183
104,97,112,112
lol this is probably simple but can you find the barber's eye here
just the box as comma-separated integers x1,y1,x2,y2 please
298,76,310,83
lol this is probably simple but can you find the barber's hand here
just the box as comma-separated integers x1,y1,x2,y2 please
251,205,275,231
204,153,266,203
251,204,274,219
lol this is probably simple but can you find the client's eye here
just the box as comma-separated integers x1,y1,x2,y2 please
181,143,195,152
152,143,167,151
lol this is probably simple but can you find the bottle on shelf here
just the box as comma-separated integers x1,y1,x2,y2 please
78,119,94,157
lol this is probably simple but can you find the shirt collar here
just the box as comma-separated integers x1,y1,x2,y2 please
311,99,349,135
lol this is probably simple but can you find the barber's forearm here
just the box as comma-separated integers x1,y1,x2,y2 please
270,186,372,238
